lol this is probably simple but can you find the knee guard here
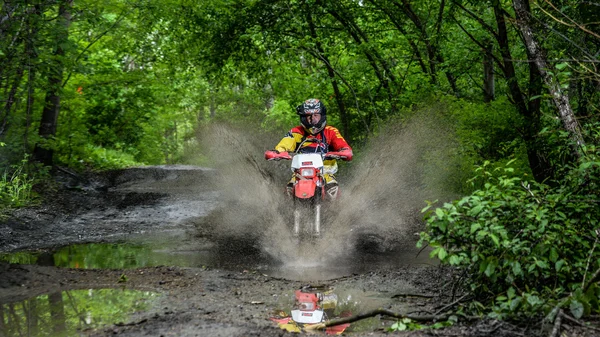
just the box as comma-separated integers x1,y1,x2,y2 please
325,182,339,200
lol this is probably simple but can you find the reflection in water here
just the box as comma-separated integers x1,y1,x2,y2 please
272,285,405,334
0,242,216,270
0,289,158,337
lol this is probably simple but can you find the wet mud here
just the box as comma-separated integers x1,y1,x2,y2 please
0,164,456,337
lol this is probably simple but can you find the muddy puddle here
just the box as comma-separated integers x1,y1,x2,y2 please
1,231,436,281
271,285,413,333
0,288,158,337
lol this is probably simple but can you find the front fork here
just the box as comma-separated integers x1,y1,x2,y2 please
313,203,321,236
292,203,322,237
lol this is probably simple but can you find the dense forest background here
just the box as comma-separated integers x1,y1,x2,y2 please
1,0,600,328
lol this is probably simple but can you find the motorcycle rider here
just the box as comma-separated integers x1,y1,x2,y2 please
266,98,353,199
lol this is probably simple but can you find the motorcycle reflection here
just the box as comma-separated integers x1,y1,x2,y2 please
270,285,351,334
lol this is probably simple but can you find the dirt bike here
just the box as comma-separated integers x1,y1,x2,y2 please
264,147,351,239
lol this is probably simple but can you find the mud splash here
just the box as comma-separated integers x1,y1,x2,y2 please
194,118,452,277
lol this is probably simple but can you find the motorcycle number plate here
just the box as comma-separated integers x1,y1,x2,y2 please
302,161,313,165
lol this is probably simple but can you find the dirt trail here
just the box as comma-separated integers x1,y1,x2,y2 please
0,165,458,337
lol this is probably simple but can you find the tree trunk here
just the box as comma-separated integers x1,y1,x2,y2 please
33,0,73,165
513,0,585,153
24,5,41,151
483,42,495,102
0,304,5,333
492,0,553,182
306,3,351,140
0,64,24,136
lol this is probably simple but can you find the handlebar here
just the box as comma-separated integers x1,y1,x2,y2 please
264,149,352,161
264,150,292,161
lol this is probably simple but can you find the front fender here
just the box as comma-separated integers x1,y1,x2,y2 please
294,180,317,199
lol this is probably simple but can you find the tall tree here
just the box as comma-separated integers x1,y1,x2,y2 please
513,0,584,154
33,0,73,165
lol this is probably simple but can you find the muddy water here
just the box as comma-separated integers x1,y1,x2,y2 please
1,229,435,280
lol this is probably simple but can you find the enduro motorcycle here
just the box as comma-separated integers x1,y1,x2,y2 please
264,147,351,239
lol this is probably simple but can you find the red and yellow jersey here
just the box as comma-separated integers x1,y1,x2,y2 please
274,125,351,154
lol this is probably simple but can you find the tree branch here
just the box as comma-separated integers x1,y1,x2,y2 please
451,14,506,73
451,0,499,40
304,308,471,331
62,8,132,87
540,0,600,40
549,309,563,337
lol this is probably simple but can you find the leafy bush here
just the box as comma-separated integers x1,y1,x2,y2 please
419,149,600,319
84,145,140,170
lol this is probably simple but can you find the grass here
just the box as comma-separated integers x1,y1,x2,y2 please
0,157,34,210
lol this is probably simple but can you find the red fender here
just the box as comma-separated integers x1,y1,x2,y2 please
294,180,317,199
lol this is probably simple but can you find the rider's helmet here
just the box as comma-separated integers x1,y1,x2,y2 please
296,98,327,135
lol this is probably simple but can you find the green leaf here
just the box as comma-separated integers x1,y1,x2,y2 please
490,234,500,246
507,287,516,299
529,95,543,101
429,247,440,259
526,295,542,307
512,262,523,276
484,259,497,277
549,248,559,263
470,223,482,233
555,62,568,70
468,204,484,216
449,255,461,265
555,259,566,272
535,260,549,269
510,297,522,311
570,300,584,319
390,321,407,331
438,248,448,260
435,208,445,218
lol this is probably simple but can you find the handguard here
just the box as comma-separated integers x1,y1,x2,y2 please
324,148,353,161
265,150,292,161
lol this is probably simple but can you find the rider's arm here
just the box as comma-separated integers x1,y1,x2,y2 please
274,130,303,153
326,127,350,151
326,126,353,161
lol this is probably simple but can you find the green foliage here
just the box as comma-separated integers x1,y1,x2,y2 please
420,149,600,319
261,99,297,132
0,156,35,210
83,145,140,170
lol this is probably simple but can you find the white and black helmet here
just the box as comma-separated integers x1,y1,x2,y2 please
296,98,327,135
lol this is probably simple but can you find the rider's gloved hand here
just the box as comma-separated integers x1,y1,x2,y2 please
325,148,353,161
265,150,291,161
